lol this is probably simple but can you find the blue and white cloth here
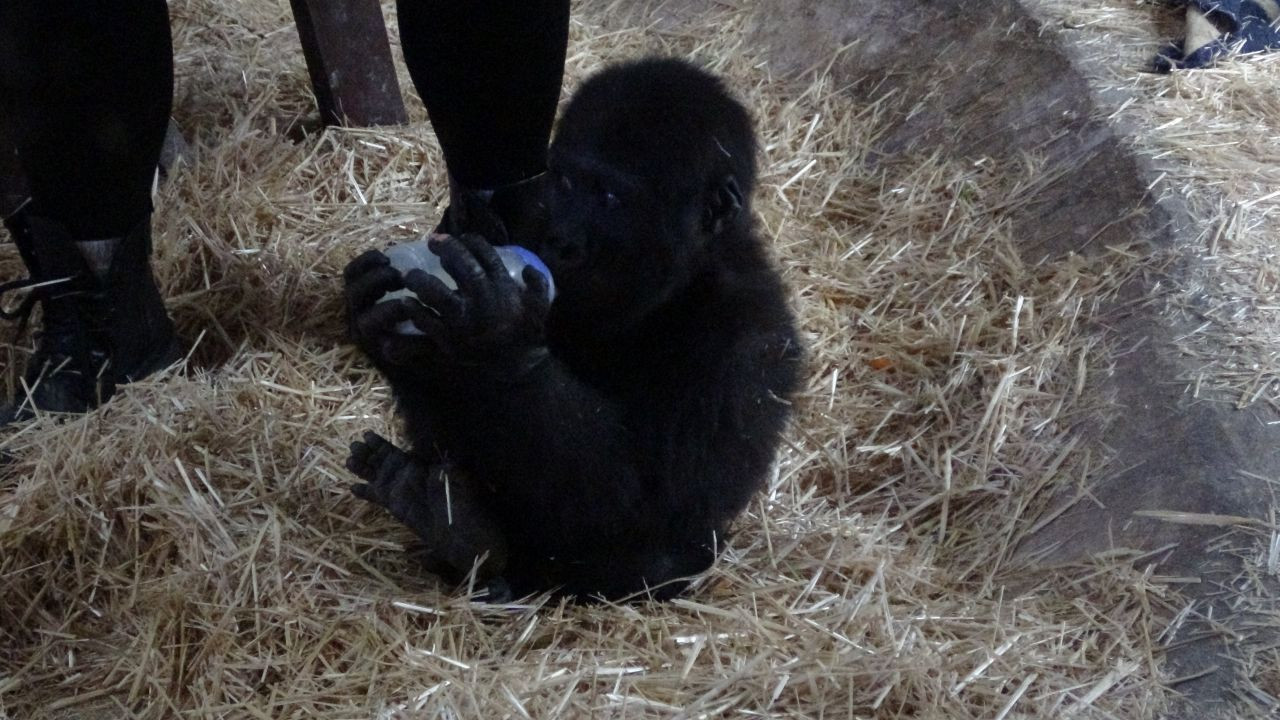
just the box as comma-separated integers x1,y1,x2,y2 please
1155,0,1280,71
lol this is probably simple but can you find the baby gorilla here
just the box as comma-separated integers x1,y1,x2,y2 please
343,57,801,601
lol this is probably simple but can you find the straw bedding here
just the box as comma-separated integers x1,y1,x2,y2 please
1,0,1241,717
1029,0,1280,410
1029,1,1280,712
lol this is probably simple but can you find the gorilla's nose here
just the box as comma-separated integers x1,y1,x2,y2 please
543,232,586,269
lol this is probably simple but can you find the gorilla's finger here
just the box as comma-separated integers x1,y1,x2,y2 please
356,300,413,338
361,431,393,453
345,452,364,476
372,443,410,483
348,439,373,477
379,329,450,367
458,234,508,283
366,432,398,470
346,264,404,310
433,237,492,304
403,270,466,324
347,457,374,484
522,266,552,314
343,249,391,284
400,300,450,340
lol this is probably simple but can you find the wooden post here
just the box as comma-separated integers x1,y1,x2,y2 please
289,0,408,127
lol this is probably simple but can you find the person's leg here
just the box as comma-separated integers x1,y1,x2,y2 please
0,1,172,240
396,0,570,245
0,0,178,421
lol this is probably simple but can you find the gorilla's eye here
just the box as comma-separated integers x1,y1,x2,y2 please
558,173,573,192
602,190,620,209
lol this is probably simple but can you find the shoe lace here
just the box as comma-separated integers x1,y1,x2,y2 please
0,273,96,363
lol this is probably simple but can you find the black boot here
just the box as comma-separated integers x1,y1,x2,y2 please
0,212,179,423
433,172,550,250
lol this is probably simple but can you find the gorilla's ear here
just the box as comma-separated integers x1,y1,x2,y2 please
704,174,744,236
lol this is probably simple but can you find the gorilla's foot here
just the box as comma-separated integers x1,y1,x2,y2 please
348,430,510,588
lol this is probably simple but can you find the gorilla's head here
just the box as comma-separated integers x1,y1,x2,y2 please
543,58,757,323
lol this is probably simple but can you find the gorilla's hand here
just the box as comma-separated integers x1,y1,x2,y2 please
404,234,552,376
348,430,434,528
343,249,444,369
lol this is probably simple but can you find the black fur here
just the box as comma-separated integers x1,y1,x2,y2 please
344,57,801,601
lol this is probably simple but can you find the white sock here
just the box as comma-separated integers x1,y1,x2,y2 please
76,238,119,278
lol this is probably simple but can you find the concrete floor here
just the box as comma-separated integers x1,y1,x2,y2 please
735,0,1280,716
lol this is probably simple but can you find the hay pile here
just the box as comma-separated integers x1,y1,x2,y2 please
1,1,1181,717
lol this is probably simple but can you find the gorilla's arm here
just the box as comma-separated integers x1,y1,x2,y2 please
433,320,801,548
439,357,647,541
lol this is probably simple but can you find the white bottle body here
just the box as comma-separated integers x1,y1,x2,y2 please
378,240,555,335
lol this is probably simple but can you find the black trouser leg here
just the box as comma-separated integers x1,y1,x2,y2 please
396,0,570,189
0,0,173,241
